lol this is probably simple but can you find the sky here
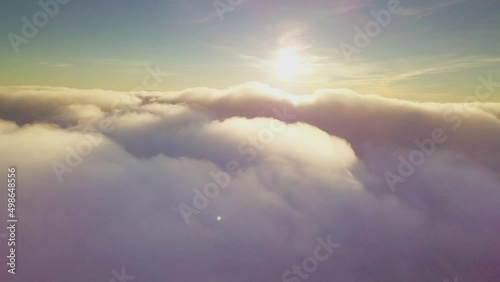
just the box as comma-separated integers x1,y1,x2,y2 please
0,1,500,281
1,0,499,101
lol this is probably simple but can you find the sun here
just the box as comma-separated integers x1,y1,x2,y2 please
273,48,304,79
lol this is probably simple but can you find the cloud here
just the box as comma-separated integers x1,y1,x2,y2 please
36,61,71,68
0,83,499,281
400,0,468,19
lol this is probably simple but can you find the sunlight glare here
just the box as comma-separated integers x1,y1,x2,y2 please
273,48,303,79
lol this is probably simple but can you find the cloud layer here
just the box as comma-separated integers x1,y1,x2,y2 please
0,83,499,281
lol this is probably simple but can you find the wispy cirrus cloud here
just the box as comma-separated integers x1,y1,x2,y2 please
400,0,468,18
35,61,71,68
384,55,500,84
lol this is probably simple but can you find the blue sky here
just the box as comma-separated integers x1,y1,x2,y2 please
1,0,499,101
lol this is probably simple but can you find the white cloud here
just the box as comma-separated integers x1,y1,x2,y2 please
0,83,498,281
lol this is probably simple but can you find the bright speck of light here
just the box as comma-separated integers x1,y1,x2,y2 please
217,216,222,221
